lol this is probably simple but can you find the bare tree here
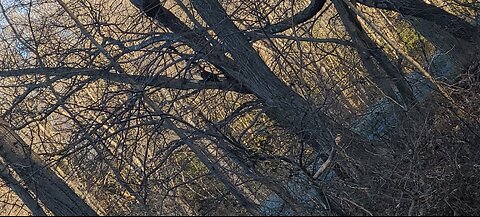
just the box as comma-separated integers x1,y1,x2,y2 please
0,0,478,216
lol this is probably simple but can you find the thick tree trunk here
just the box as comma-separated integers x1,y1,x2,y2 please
131,0,396,214
406,16,478,73
189,0,342,154
333,0,417,110
0,162,47,216
357,0,479,43
130,0,336,153
184,0,395,188
356,0,480,70
132,0,388,175
0,120,97,216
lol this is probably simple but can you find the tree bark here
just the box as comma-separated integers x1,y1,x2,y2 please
356,0,480,70
406,15,477,72
357,0,480,43
187,0,347,157
130,0,396,213
131,0,339,151
131,0,389,177
0,162,47,216
333,0,417,110
0,120,97,216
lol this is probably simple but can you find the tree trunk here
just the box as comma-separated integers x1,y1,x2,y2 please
0,120,97,216
357,0,480,70
187,0,394,188
406,15,477,73
131,0,396,213
189,0,338,151
333,0,417,110
130,0,336,153
132,0,389,176
357,0,479,42
0,162,47,216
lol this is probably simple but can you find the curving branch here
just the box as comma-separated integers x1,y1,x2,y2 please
258,0,327,34
0,68,252,94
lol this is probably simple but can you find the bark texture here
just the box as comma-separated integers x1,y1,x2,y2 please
0,120,97,216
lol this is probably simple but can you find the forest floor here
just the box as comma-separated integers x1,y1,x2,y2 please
389,59,480,215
